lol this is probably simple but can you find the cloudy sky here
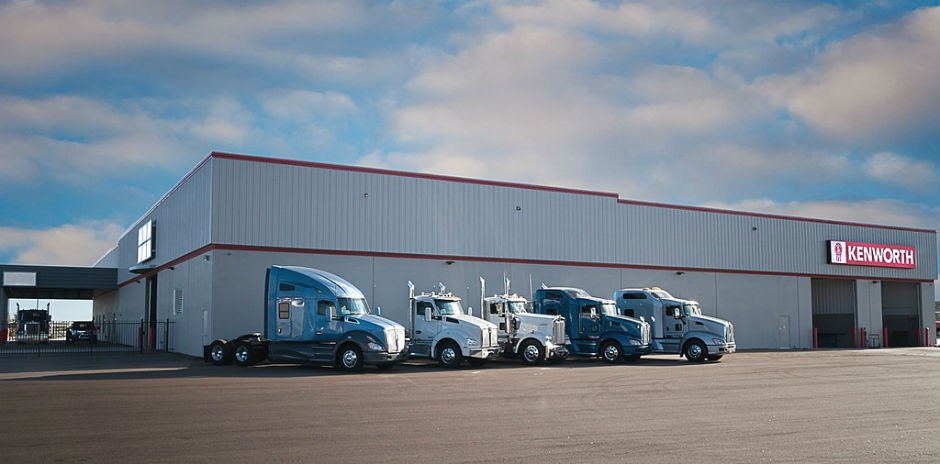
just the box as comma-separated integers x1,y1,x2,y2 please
1,0,938,299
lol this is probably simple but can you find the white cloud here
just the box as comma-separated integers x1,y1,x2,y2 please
864,151,939,191
761,6,940,142
0,221,124,266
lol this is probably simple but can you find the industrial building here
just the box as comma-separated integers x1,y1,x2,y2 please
89,152,938,357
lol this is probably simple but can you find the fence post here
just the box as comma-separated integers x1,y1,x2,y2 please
164,318,170,352
139,319,145,353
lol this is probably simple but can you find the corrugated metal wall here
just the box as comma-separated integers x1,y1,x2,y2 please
110,161,213,283
210,156,936,282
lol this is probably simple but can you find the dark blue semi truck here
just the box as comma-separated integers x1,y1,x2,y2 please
205,266,407,371
533,287,651,362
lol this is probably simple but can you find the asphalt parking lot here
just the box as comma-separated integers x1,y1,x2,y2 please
1,348,938,463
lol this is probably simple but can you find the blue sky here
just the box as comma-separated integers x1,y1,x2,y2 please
1,0,938,313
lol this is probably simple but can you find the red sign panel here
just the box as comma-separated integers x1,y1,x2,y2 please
828,240,916,269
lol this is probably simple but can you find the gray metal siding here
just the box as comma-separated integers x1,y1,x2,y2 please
113,161,213,283
209,156,935,282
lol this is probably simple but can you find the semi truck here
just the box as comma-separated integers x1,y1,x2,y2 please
15,304,51,343
407,282,500,368
205,266,407,371
532,287,651,363
479,277,568,365
614,287,735,362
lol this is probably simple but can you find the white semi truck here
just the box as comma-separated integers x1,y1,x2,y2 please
407,282,500,368
614,287,735,362
479,277,568,365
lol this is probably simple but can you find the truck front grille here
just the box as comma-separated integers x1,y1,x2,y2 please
726,325,734,343
641,323,651,345
553,318,566,344
386,327,406,353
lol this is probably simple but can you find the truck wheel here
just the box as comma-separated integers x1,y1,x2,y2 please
337,345,363,371
684,340,707,363
707,355,723,361
437,341,463,368
600,341,623,363
520,340,545,366
208,340,233,365
233,342,256,367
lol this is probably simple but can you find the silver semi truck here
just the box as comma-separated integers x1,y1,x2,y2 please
614,287,735,362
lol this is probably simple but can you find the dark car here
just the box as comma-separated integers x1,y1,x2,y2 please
66,321,98,344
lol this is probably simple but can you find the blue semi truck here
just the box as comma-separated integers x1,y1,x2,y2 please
205,266,407,371
532,287,651,362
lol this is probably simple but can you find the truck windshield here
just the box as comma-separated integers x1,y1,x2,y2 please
599,303,618,316
682,303,702,316
435,300,463,316
337,297,369,316
506,300,528,314
19,311,48,322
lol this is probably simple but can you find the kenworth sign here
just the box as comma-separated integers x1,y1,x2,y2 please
827,240,916,269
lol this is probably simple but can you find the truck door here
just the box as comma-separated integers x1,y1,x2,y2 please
410,300,437,357
663,304,684,339
275,298,305,340
579,305,601,339
315,300,342,343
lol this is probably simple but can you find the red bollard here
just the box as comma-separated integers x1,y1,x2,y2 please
860,328,866,348
926,328,931,347
813,327,818,350
883,327,889,348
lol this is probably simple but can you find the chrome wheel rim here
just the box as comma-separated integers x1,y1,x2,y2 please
688,344,703,360
211,345,224,362
441,347,457,365
603,344,620,361
341,349,359,369
523,344,540,362
235,346,249,363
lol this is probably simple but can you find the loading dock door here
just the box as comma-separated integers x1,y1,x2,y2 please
881,282,920,347
811,279,856,348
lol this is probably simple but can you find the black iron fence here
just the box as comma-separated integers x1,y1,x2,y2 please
0,319,175,357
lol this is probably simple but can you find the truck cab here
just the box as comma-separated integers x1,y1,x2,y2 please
408,283,500,368
482,293,568,365
15,305,51,344
614,287,735,362
533,287,651,363
206,266,407,371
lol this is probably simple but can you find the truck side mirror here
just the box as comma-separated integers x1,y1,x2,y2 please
328,307,337,320
671,308,681,319
423,308,431,322
590,308,598,319
374,306,381,316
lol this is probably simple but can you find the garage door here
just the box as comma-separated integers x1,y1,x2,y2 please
811,279,856,348
881,282,920,347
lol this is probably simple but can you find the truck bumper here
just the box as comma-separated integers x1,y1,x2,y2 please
708,343,736,355
363,349,409,366
467,347,499,359
624,345,652,356
547,344,569,360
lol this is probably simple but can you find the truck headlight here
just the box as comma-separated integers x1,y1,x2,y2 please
367,341,384,351
466,338,478,347
711,338,725,345
628,339,641,346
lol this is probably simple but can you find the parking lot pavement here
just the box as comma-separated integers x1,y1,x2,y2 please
1,348,938,463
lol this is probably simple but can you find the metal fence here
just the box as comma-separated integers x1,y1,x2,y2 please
0,319,175,357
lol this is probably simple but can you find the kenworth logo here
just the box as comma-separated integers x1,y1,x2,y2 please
828,240,916,269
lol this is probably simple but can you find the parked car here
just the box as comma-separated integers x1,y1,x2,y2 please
66,321,98,344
